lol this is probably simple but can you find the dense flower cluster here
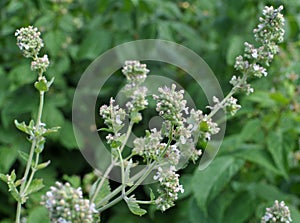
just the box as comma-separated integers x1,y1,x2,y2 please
42,182,100,223
261,200,292,223
99,98,126,148
153,166,184,211
31,55,50,73
122,60,149,120
133,128,163,160
153,84,188,126
232,5,285,93
15,26,44,58
15,26,50,76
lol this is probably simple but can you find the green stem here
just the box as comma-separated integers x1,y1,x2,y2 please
98,161,157,212
91,121,134,204
15,91,44,223
98,125,173,212
206,74,247,119
90,161,115,204
117,148,126,196
23,152,40,193
96,163,149,208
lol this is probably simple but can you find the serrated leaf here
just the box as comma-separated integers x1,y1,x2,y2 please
125,195,147,216
90,178,111,207
192,156,243,215
26,179,44,196
14,120,31,135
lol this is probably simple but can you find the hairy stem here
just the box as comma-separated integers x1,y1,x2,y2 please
91,121,133,204
16,91,44,223
98,161,157,212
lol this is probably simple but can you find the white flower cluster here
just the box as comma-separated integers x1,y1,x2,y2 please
15,26,50,75
31,54,50,73
122,61,149,120
99,98,126,148
133,128,163,161
42,182,100,223
153,84,188,126
15,26,44,58
154,166,184,211
261,200,292,223
232,5,285,93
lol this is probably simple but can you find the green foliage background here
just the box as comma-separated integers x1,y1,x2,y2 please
0,0,300,222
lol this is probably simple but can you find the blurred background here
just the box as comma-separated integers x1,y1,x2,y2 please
0,0,300,222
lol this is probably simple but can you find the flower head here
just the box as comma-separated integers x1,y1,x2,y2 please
42,182,100,223
154,166,184,211
15,26,44,58
31,54,50,73
153,84,188,126
261,200,292,223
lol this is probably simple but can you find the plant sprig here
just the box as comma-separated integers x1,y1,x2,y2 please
0,26,59,223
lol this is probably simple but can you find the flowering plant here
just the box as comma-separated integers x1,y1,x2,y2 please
0,5,291,223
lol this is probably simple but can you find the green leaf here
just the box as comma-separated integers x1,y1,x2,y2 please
36,160,51,170
26,179,44,196
178,174,193,200
63,174,81,188
27,206,50,223
247,91,275,108
0,146,18,173
149,188,155,201
226,35,243,65
98,128,113,133
192,156,243,215
233,147,284,176
14,120,32,135
267,130,287,177
34,79,48,92
77,30,111,60
90,177,111,207
223,191,255,223
237,118,261,143
269,92,290,105
59,121,77,149
125,195,147,216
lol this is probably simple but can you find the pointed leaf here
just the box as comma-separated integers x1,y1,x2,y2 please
125,195,147,216
267,130,287,177
90,178,111,207
36,160,51,170
192,156,243,215
149,188,155,201
14,120,31,135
